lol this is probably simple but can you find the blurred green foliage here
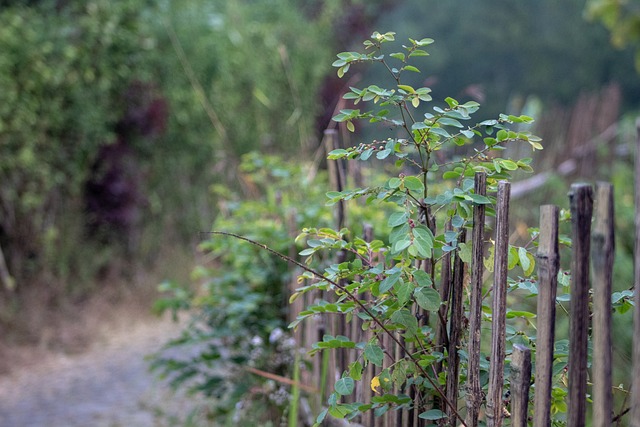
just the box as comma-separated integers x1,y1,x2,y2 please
0,0,337,290
0,0,160,282
372,0,640,118
150,150,394,424
150,153,332,424
588,0,640,71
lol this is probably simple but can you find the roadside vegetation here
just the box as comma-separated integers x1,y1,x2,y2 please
2,0,640,424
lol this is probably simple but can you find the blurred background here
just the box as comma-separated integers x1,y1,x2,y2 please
1,0,639,424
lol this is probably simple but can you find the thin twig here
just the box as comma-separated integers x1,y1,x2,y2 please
245,366,318,393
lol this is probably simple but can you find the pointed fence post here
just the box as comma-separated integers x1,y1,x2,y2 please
534,205,560,427
466,172,487,427
486,181,511,427
592,182,614,427
510,344,532,427
567,183,593,427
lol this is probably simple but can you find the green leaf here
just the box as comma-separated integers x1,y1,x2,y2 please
392,238,412,254
415,287,441,311
412,269,432,287
500,159,519,170
379,271,402,293
395,280,413,305
467,193,491,205
430,127,451,138
415,37,434,46
316,408,328,424
412,226,434,257
376,148,392,159
412,237,431,258
364,342,384,366
329,404,352,418
409,49,429,57
404,176,425,192
388,211,408,227
484,245,495,272
388,177,402,189
529,139,544,150
523,251,535,276
438,117,463,128
419,409,447,420
506,310,536,319
444,97,459,108
335,377,355,395
327,149,349,159
389,223,410,244
458,242,472,263
398,84,415,93
391,309,418,334
508,246,519,270
360,147,374,160
443,170,461,180
349,361,363,381
518,247,531,272
403,65,420,73
484,137,497,146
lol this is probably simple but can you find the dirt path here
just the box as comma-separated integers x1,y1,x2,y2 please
0,312,200,427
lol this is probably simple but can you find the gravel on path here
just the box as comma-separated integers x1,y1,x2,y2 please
0,313,201,427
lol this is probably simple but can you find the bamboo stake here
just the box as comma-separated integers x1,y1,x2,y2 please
567,183,593,427
486,181,511,427
436,220,453,364
434,220,452,420
362,224,376,427
534,205,560,427
466,172,487,427
446,230,467,427
592,182,614,427
510,344,532,427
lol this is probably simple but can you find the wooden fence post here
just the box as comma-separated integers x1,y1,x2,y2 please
631,119,640,427
357,224,376,427
486,181,511,427
592,182,614,426
465,172,487,427
567,183,593,427
446,229,467,427
510,344,532,427
434,219,452,425
534,205,560,427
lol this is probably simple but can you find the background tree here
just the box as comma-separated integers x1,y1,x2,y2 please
588,0,640,71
